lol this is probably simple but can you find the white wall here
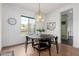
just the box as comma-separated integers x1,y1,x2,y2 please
0,4,2,51
45,4,79,48
2,4,35,47
45,11,60,43
2,3,79,48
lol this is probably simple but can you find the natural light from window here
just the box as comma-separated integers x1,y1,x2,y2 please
21,16,35,36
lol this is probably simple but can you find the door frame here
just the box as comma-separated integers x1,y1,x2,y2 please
60,8,73,46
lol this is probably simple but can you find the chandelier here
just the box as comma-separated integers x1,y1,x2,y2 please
36,3,44,22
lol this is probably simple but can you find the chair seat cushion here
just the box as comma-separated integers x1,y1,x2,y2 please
33,43,49,51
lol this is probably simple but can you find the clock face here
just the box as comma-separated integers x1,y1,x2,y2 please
8,18,17,25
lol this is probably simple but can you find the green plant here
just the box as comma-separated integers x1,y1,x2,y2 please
36,29,45,32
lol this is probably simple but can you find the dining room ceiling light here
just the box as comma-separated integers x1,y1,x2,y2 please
36,3,44,22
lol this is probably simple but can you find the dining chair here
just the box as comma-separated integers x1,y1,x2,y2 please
51,36,59,54
25,36,38,53
33,38,51,56
25,36,28,53
55,36,59,54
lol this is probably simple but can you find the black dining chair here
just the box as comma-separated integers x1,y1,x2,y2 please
25,36,28,53
33,38,51,56
25,36,39,53
32,34,51,56
51,36,59,54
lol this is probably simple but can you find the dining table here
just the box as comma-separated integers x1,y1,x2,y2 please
25,34,59,54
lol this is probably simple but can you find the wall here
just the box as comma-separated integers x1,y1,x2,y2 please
0,4,2,51
2,4,35,47
45,11,60,43
45,4,79,48
2,3,79,48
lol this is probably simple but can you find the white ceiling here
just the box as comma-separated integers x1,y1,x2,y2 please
9,3,70,15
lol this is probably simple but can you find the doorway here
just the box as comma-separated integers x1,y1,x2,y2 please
61,9,73,46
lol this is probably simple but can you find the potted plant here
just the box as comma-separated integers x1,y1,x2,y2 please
36,28,45,34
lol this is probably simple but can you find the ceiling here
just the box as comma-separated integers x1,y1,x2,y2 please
9,3,70,15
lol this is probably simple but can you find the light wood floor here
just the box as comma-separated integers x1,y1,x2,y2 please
2,44,79,56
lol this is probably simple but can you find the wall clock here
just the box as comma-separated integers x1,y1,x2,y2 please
8,17,17,25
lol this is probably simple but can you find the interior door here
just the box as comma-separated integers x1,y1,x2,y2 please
61,14,68,40
61,9,73,46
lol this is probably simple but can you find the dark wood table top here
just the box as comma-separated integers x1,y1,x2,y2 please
27,34,55,40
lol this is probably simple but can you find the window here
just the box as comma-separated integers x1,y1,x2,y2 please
21,15,35,35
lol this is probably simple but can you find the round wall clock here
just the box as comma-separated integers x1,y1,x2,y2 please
8,17,17,25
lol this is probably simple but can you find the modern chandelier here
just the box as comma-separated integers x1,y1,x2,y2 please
36,3,44,22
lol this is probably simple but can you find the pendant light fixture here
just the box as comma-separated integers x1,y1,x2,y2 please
36,3,44,22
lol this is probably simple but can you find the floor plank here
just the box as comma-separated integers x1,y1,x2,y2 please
2,44,79,56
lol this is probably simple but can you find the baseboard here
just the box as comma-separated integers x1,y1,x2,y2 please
2,42,25,49
2,41,33,50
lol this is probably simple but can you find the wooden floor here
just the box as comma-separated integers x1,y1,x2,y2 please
2,44,79,56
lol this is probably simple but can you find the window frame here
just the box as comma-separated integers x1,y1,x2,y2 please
21,15,36,35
